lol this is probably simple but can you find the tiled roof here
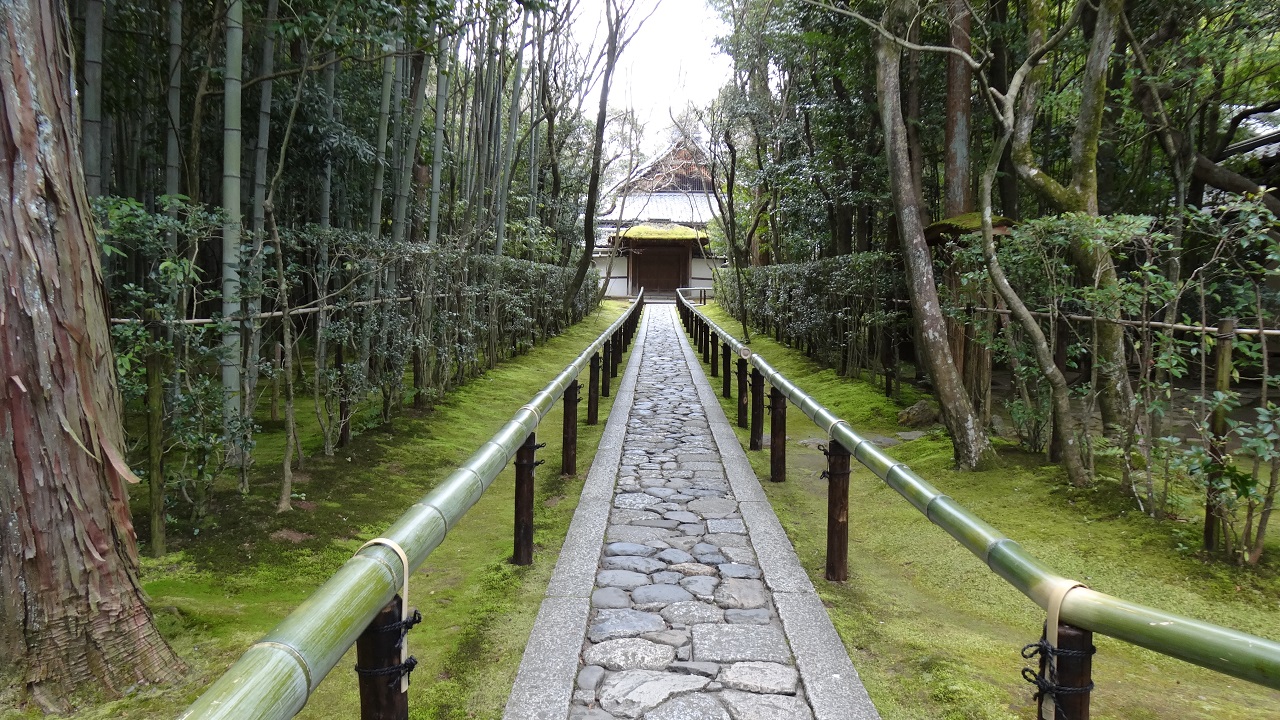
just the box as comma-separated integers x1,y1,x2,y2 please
599,192,717,225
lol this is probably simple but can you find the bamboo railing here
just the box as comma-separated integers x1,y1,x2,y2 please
676,289,1280,707
179,291,644,720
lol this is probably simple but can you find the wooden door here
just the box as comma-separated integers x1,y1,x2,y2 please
631,244,689,295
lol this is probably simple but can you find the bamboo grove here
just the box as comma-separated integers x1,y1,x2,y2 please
3,0,652,706
73,0,642,553
703,0,1280,565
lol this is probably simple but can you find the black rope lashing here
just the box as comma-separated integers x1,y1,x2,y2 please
375,608,423,636
354,656,418,689
1021,639,1097,701
1021,667,1094,696
1022,639,1096,660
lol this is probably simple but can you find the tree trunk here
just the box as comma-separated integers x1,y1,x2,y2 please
944,0,973,218
565,0,624,313
989,0,1018,219
221,0,244,443
981,125,1090,485
270,210,296,513
427,35,455,246
1012,0,1133,439
876,0,989,470
82,0,103,197
165,0,182,203
494,9,529,255
241,0,278,478
904,18,927,228
1192,153,1280,216
319,53,334,228
0,2,183,709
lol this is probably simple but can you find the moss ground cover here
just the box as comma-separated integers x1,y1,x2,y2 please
2,301,629,720
698,303,1280,720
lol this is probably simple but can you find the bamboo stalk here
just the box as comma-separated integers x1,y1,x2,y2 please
678,290,1280,692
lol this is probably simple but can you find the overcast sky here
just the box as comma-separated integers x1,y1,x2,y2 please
573,0,733,154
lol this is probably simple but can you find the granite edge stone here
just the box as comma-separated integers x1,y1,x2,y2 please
737,501,814,594
547,308,649,602
502,596,592,720
510,308,649,719
774,591,881,720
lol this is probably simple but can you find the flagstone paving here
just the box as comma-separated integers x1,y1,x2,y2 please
505,305,879,720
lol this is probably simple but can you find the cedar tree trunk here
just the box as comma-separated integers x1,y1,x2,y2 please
0,0,183,711
876,0,989,469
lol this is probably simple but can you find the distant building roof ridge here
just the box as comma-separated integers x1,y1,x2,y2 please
615,137,712,195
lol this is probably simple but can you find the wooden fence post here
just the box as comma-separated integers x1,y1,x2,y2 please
611,329,622,378
356,595,410,720
770,386,786,482
825,440,850,581
601,340,612,398
702,320,710,364
1205,317,1235,553
737,358,749,428
588,352,601,425
750,368,764,451
722,342,731,398
1034,621,1094,720
710,330,719,377
562,380,579,476
513,432,538,566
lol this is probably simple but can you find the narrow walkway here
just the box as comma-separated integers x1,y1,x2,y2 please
506,305,879,720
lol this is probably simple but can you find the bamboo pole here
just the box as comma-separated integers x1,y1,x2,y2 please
181,294,644,720
676,291,1280,692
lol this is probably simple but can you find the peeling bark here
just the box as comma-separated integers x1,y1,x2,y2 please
0,0,182,708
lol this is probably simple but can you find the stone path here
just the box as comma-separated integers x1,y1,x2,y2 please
505,305,878,720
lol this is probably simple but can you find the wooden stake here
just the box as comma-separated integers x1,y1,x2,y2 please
588,352,601,425
355,595,409,720
825,440,850,581
513,433,536,566
770,386,786,482
562,380,579,476
750,368,764,451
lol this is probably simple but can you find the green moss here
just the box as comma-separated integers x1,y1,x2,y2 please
925,212,1016,237
697,303,1280,719
7,302,630,720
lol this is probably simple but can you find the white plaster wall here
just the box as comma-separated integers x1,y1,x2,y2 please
689,257,718,288
593,254,630,297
